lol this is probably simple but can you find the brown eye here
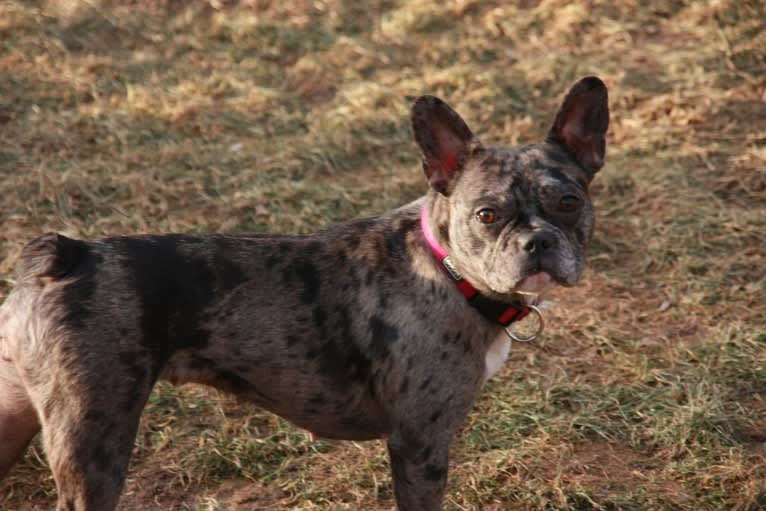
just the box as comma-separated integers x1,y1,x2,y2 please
559,195,580,213
476,208,497,224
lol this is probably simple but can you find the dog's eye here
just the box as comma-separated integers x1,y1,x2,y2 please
558,195,580,213
476,208,497,224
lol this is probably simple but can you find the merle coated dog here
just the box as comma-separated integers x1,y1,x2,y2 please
0,76,608,510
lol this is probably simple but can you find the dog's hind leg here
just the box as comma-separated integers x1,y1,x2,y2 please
24,347,156,511
0,358,40,480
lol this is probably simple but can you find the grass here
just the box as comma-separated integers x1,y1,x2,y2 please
1,0,765,509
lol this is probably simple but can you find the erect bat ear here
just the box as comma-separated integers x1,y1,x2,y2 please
548,76,609,178
411,95,481,195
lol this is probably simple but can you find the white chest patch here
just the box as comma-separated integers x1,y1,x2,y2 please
483,331,511,382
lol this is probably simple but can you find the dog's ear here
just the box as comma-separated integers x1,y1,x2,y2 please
548,76,609,178
411,96,480,195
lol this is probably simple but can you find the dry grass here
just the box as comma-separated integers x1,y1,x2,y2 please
1,0,765,509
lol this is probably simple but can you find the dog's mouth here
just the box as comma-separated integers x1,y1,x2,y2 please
515,271,557,294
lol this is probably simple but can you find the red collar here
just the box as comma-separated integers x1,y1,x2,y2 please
420,206,535,327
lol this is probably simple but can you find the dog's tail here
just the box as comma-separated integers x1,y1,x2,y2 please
16,232,88,281
1,233,88,358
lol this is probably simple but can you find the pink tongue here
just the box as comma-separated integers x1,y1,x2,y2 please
519,272,552,291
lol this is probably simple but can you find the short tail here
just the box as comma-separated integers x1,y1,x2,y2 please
16,232,87,281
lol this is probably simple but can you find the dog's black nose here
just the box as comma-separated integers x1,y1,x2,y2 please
518,231,557,254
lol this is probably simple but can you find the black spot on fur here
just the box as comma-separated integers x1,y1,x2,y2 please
188,356,217,371
398,216,418,236
378,291,389,309
54,241,102,331
429,408,443,423
399,376,410,394
308,394,326,405
313,305,371,383
265,251,280,268
481,152,504,167
313,306,327,329
383,222,409,260
423,463,447,482
117,351,149,410
92,446,113,474
419,375,433,391
294,257,320,303
112,235,243,376
214,369,275,404
437,223,450,245
369,315,399,357
544,166,581,190
281,266,294,285
382,262,397,278
212,239,247,291
414,444,433,464
345,233,360,250
345,217,377,237
82,409,108,424
286,335,299,347
543,144,575,166
348,267,361,290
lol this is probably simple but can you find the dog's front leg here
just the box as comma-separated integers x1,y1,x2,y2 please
387,428,452,510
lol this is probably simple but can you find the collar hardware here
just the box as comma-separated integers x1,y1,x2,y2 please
504,304,544,342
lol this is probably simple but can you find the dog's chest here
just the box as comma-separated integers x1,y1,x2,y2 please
483,331,511,381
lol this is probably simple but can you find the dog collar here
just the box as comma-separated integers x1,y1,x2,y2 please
420,206,540,333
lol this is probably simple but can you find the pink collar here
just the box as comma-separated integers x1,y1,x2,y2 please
420,206,534,326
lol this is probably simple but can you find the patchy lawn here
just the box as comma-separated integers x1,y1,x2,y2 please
1,0,764,509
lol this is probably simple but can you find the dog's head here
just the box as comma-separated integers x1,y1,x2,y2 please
413,77,609,300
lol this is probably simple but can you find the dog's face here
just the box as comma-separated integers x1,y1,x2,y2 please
413,77,609,300
444,143,596,296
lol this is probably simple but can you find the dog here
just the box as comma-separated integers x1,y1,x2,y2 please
0,76,608,511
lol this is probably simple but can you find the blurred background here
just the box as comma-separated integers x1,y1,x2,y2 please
1,1,764,509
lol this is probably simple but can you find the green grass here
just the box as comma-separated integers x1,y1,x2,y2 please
1,0,765,509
